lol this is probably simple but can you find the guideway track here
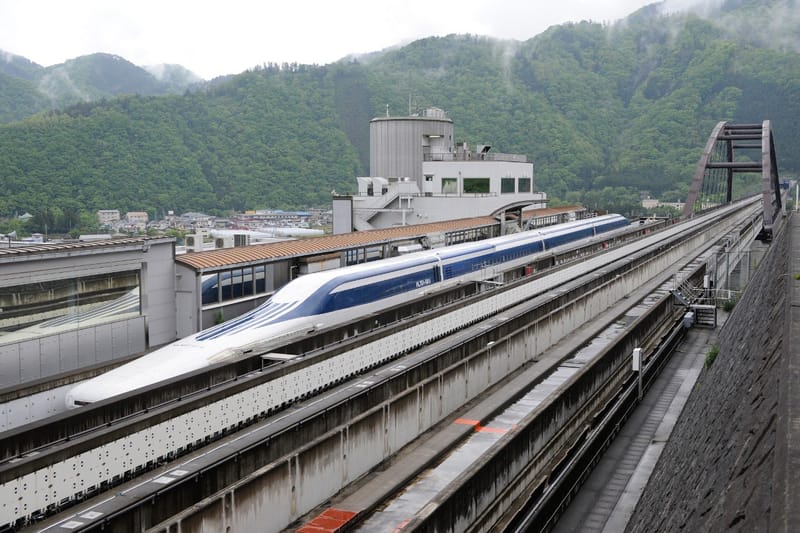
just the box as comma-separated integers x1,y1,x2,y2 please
320,212,741,531
0,216,654,443
1,199,758,530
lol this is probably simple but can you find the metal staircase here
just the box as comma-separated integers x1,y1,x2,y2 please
671,276,717,328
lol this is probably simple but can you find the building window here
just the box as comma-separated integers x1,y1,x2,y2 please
442,178,458,194
254,265,266,294
518,177,531,193
463,178,490,194
201,264,269,305
501,177,516,194
0,270,141,345
230,269,244,299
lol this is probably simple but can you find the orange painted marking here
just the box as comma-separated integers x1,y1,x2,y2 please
454,418,509,434
297,508,358,533
391,518,412,532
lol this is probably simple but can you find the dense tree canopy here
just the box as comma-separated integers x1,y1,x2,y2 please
0,1,797,223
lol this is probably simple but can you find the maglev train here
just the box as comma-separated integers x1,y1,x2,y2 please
65,214,628,408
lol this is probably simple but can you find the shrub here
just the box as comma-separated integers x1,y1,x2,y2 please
705,345,720,369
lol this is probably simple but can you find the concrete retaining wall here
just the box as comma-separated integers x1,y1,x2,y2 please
626,215,792,532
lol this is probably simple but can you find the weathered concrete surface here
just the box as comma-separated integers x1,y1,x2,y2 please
627,213,799,532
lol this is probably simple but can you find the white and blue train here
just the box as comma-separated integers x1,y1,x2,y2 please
65,214,628,408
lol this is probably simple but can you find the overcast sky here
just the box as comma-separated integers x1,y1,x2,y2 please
0,0,683,79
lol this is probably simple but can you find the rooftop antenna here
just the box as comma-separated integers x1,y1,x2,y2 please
385,104,389,117
408,94,419,116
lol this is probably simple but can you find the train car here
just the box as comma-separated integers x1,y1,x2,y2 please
65,215,628,408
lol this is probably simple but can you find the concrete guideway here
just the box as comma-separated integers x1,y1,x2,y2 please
290,203,758,531
553,315,722,532
327,267,699,532
2,199,758,531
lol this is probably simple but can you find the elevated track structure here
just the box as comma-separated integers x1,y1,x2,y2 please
3,198,759,532
0,120,788,532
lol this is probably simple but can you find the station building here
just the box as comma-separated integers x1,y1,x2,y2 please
0,206,587,388
333,107,546,232
0,108,574,388
0,238,175,387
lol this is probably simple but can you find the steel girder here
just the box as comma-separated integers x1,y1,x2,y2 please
683,121,783,241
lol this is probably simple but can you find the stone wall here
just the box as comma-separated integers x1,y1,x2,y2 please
626,217,790,531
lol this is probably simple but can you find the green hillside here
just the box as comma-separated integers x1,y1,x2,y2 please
0,52,203,123
0,0,798,228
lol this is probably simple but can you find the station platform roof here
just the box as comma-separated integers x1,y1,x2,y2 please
175,206,585,272
0,236,171,262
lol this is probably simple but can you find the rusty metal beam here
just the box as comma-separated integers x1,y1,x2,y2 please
760,120,783,241
683,121,727,218
683,120,783,241
706,161,762,169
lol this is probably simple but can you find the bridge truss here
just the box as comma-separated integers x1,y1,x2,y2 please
683,121,783,241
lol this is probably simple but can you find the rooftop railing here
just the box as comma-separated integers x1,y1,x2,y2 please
423,152,528,163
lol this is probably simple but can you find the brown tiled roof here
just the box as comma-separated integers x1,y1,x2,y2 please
174,206,585,272
175,217,498,271
523,205,585,216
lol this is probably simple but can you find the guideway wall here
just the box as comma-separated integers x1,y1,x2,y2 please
149,224,715,532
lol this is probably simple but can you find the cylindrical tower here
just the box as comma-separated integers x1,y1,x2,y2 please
369,108,454,186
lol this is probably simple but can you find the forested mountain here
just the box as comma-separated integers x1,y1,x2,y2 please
0,0,798,226
0,51,202,123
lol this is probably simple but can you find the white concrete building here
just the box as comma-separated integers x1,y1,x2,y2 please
97,209,121,226
334,108,546,232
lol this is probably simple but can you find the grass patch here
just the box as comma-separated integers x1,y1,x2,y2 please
705,345,720,369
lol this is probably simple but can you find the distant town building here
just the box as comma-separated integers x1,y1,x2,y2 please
125,211,149,224
124,211,149,231
180,212,215,229
97,209,121,226
641,198,685,211
230,210,312,229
